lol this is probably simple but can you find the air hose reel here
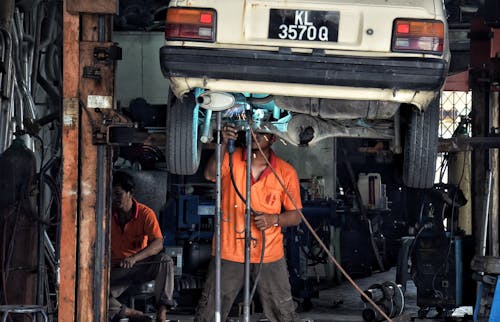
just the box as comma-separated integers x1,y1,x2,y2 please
361,281,405,321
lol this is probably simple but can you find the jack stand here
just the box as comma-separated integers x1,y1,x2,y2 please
243,119,253,322
214,112,223,322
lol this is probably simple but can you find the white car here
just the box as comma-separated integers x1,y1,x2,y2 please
160,0,450,188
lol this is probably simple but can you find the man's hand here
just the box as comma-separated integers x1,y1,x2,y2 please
204,124,239,181
221,124,239,145
253,212,278,230
120,255,138,269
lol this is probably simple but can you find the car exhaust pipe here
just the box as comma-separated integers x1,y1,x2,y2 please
197,91,235,111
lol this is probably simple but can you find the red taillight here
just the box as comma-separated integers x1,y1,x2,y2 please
165,8,216,42
200,13,213,24
392,19,444,54
396,23,410,34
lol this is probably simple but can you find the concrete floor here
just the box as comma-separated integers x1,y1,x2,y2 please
163,268,473,322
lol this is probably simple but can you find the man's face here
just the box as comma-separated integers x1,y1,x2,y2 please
251,133,274,150
112,186,133,213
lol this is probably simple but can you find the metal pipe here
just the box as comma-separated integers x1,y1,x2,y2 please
30,4,43,99
0,28,13,153
11,11,37,122
93,17,108,322
5,79,15,150
200,109,213,143
0,48,6,151
93,146,106,322
490,91,499,256
13,82,25,134
214,112,222,322
37,145,46,307
12,9,24,77
0,28,13,99
481,170,492,256
98,15,106,43
243,121,253,322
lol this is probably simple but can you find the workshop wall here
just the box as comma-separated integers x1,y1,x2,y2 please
273,138,336,199
114,32,168,107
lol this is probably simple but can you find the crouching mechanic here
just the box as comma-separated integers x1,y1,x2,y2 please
196,125,302,322
109,171,175,322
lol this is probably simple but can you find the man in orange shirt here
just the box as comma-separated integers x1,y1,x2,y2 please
196,126,302,322
109,171,174,322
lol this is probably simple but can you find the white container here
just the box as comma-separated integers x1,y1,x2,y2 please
357,173,382,209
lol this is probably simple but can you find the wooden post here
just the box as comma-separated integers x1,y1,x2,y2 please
59,2,80,321
61,1,115,321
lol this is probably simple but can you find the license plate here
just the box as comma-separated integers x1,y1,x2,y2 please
268,9,339,42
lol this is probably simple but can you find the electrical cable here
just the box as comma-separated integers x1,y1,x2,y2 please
250,129,393,322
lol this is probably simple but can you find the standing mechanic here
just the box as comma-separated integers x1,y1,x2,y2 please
196,125,302,322
109,171,175,322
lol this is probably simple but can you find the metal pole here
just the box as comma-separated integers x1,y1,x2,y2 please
214,112,222,322
92,16,108,322
490,91,499,256
481,170,493,256
243,122,253,322
36,152,45,307
93,146,108,322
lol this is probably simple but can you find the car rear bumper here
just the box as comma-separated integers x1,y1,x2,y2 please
160,46,448,91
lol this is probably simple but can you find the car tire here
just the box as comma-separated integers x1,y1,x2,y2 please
403,96,439,189
166,93,201,175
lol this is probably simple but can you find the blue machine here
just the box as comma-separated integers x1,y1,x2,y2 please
284,199,337,308
474,277,500,321
472,256,500,322
162,184,214,247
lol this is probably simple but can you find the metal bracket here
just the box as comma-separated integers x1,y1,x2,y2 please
83,66,102,80
83,45,121,80
92,118,161,146
438,134,500,152
93,45,122,64
471,255,500,275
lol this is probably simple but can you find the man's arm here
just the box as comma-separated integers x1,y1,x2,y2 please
253,209,301,230
204,125,238,181
278,209,302,226
120,237,164,269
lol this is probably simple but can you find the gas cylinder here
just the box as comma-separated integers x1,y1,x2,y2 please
0,137,37,208
0,137,38,308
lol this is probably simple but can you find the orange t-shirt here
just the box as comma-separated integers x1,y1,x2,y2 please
111,199,163,261
217,148,302,263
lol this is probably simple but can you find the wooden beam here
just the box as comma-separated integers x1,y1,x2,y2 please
59,1,80,320
444,71,470,92
66,0,116,15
